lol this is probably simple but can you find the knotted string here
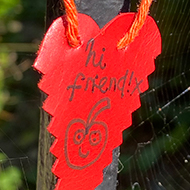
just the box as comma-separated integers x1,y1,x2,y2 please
63,0,153,49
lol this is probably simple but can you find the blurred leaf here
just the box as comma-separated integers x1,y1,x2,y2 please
0,0,21,19
0,166,22,190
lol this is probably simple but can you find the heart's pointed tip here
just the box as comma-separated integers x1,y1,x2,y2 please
53,166,105,190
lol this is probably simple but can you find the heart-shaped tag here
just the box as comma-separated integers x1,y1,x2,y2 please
34,13,161,190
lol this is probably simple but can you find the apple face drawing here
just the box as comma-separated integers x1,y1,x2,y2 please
65,97,110,169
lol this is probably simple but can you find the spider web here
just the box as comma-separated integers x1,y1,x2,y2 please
118,0,190,189
0,0,190,190
0,126,37,190
0,51,39,190
0,151,34,190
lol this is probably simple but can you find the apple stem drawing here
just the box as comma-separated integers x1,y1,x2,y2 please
86,97,111,125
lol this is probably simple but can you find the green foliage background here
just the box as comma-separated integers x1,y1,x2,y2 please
0,0,189,190
0,0,45,189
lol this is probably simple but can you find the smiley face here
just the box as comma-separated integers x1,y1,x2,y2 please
64,98,110,170
65,119,108,169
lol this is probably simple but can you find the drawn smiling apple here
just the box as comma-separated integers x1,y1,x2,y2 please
65,97,110,169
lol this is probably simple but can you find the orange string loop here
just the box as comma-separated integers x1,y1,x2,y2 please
63,0,80,47
63,0,153,49
117,0,153,49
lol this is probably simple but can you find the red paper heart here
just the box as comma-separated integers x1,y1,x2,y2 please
34,13,161,190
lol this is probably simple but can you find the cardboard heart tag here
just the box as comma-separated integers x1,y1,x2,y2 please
34,13,161,190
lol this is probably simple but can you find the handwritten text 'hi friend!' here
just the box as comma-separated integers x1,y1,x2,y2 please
67,39,143,101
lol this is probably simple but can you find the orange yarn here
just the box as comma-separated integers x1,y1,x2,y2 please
63,0,153,49
63,0,80,47
117,0,153,49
